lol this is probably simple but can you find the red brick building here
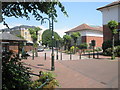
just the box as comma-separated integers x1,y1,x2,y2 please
97,0,120,42
65,24,103,48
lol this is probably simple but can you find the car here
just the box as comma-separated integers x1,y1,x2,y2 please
37,48,44,52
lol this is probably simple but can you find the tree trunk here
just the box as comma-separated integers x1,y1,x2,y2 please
35,42,38,57
35,48,38,57
32,46,34,60
111,34,115,59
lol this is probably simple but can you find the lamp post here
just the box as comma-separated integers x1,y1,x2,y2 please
41,15,55,71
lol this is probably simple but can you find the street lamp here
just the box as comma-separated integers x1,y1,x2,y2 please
41,15,55,71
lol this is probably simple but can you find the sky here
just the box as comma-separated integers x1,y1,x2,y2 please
0,1,113,37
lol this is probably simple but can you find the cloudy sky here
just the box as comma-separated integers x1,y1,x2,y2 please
0,1,113,37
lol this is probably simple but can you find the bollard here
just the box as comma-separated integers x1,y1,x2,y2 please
70,53,72,60
60,52,62,60
79,53,81,59
97,51,99,59
45,53,46,60
88,51,90,58
93,46,95,58
56,49,58,60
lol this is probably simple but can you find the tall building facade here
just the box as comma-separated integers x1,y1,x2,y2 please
97,0,120,42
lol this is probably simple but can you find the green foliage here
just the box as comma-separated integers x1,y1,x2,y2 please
28,27,41,42
103,45,120,57
78,43,88,49
108,20,118,34
2,2,68,21
16,35,24,39
30,71,59,89
70,46,75,53
102,40,120,52
63,35,71,43
63,35,72,50
95,47,102,51
2,51,31,90
71,32,81,43
2,51,60,89
70,46,79,53
42,29,61,47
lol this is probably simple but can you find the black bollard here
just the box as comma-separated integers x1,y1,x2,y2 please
88,51,90,58
56,49,58,60
79,53,81,59
45,53,46,60
70,53,72,60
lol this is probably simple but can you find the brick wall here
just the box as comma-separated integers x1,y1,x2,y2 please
103,22,120,41
9,45,33,53
81,36,103,47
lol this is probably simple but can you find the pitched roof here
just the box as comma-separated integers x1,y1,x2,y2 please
0,25,36,32
65,24,103,33
97,0,120,10
0,32,26,42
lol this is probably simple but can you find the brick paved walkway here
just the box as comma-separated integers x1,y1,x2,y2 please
22,50,118,88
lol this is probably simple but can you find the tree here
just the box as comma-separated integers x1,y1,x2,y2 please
29,27,42,59
71,32,81,52
42,29,61,47
2,1,68,22
2,51,31,89
63,35,72,51
108,20,118,60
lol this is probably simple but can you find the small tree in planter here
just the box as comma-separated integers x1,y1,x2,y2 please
108,20,118,60
63,35,72,51
29,27,42,59
71,32,81,53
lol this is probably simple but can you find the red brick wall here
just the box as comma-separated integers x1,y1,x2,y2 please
9,45,33,53
103,23,120,42
82,36,103,47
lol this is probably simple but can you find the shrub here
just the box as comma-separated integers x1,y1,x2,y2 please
78,43,88,49
70,46,75,53
102,40,120,52
2,51,31,90
95,47,102,51
103,45,120,56
30,71,59,89
70,46,79,53
2,51,59,90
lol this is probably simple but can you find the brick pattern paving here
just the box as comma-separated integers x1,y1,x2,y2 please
22,50,118,88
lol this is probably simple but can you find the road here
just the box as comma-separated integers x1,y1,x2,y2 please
25,49,118,88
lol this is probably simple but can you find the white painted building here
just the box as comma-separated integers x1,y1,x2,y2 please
97,0,120,41
65,24,103,47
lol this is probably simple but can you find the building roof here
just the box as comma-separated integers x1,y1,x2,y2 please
65,24,103,33
97,0,120,10
0,25,36,32
0,32,26,42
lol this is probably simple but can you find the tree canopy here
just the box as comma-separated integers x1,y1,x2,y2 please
63,35,72,50
71,32,81,43
28,27,42,43
42,29,61,47
2,1,68,22
108,20,118,34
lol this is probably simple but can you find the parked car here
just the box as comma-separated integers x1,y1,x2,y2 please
38,48,44,52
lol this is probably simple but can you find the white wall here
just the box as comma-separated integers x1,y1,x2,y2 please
80,30,103,37
100,5,119,25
